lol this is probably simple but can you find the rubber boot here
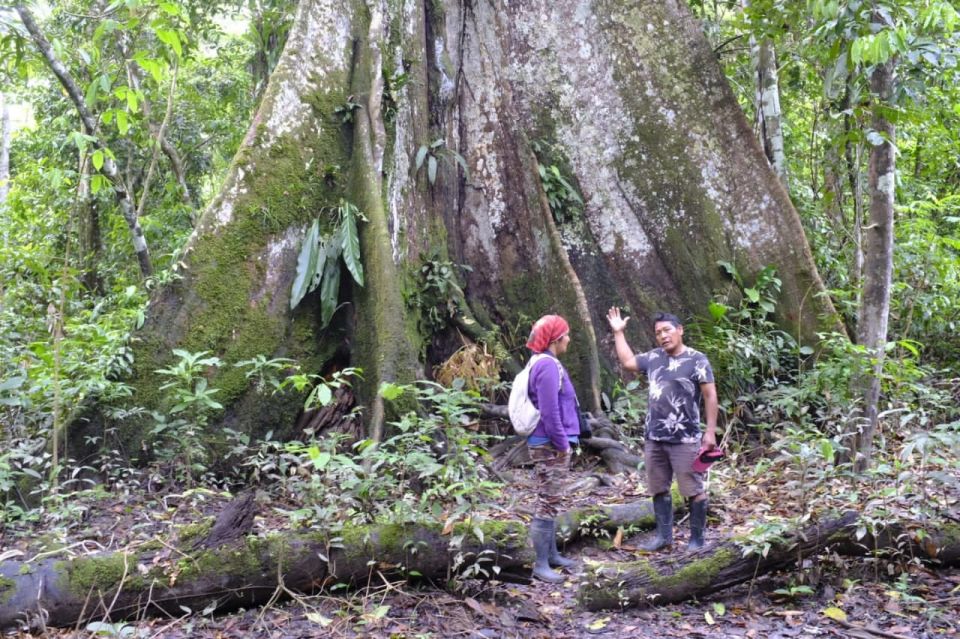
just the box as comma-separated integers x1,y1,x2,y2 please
688,498,708,550
530,518,565,582
547,519,576,568
639,493,673,551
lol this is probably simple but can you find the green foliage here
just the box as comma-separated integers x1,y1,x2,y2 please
600,379,646,453
333,96,361,124
365,381,500,527
150,349,224,485
224,380,501,536
738,518,791,559
404,256,471,336
290,199,366,326
771,583,816,600
381,68,409,123
690,263,803,405
537,162,584,224
278,366,361,414
891,194,960,362
531,139,584,224
414,138,469,186
244,0,295,96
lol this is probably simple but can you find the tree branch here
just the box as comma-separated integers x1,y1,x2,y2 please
15,3,152,277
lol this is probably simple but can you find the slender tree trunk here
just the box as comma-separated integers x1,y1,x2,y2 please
77,158,104,294
125,54,194,209
823,138,847,230
842,87,866,316
15,4,152,278
845,53,896,472
752,38,788,186
0,91,9,207
0,91,9,307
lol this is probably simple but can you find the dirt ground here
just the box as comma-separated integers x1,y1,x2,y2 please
2,455,958,638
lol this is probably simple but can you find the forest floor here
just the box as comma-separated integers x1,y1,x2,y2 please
2,447,958,639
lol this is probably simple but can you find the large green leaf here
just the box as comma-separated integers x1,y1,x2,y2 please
340,203,364,286
319,252,342,327
290,220,320,310
0,375,26,393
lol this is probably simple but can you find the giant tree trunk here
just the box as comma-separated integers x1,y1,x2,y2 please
843,52,897,472
73,0,839,453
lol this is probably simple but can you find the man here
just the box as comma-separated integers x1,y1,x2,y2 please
606,308,718,551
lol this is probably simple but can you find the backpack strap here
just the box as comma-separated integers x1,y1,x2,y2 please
529,353,563,392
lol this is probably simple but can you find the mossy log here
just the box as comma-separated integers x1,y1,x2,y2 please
577,511,960,610
0,500,661,631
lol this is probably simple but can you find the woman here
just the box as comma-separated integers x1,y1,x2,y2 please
524,314,581,582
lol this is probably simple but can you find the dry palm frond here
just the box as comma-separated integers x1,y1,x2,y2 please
434,342,500,398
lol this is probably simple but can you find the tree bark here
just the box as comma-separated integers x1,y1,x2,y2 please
843,49,897,472
77,158,104,294
14,4,152,278
752,38,788,186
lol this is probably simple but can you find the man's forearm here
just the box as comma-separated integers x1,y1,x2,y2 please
701,383,718,440
704,395,718,437
612,331,637,370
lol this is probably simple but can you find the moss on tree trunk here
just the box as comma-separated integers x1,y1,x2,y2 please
71,0,840,458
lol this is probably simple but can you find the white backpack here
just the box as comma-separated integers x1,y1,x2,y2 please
508,354,563,436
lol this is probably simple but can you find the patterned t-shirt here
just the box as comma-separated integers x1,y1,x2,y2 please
635,347,715,443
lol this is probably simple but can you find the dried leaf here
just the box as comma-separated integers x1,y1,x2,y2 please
463,597,487,615
306,612,333,627
588,617,610,631
822,607,847,622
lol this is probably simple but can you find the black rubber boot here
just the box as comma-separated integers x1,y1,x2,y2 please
547,519,575,568
639,493,673,551
688,498,708,550
530,518,565,582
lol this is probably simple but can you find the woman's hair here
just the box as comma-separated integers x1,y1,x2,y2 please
526,315,570,353
651,311,682,328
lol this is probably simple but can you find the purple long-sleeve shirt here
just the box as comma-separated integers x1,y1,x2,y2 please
528,353,580,451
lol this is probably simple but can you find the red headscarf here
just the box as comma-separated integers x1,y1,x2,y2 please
526,315,570,353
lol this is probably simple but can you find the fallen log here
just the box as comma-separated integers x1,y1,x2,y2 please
577,510,960,610
578,511,860,610
480,407,644,475
0,519,532,632
581,436,643,474
0,499,661,631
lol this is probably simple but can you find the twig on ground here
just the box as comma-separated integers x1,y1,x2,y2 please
828,618,917,639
